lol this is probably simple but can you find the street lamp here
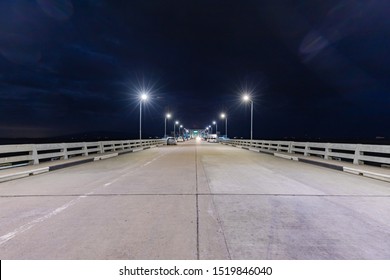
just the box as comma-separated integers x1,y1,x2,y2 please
220,113,227,138
174,121,179,137
213,121,217,135
164,113,171,138
179,125,183,136
139,92,148,140
242,93,253,142
208,125,212,134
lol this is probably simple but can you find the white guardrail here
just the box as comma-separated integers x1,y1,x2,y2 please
0,139,166,169
220,139,390,167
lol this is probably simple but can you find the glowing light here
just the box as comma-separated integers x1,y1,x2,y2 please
166,113,171,119
141,92,148,100
243,94,250,101
221,113,226,118
128,74,161,107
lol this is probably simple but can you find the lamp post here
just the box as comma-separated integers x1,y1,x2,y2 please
242,94,253,142
208,125,212,134
174,121,179,137
221,113,227,138
139,92,148,140
164,113,171,138
213,121,217,136
179,125,183,137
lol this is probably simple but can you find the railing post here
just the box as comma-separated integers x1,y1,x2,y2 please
353,144,363,165
99,142,104,154
288,142,293,154
324,143,330,160
83,142,89,156
304,142,309,156
62,143,68,160
31,145,39,165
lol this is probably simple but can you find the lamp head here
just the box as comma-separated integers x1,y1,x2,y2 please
140,92,148,101
242,94,250,102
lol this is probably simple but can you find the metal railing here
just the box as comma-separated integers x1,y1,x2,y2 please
221,139,390,167
0,139,166,169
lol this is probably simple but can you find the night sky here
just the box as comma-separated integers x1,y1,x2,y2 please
1,0,389,142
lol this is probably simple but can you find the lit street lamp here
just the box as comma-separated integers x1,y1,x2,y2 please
174,121,179,137
213,121,217,135
139,92,148,140
179,124,183,136
164,113,171,138
220,113,227,138
208,125,212,134
242,93,253,142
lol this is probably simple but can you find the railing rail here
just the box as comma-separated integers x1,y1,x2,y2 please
221,139,390,167
0,139,165,169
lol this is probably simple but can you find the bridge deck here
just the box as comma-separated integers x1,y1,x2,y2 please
1,140,390,259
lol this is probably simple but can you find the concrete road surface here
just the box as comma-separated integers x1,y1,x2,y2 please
1,140,390,259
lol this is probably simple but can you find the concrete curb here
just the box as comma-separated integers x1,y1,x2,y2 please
0,167,50,182
343,166,390,182
0,146,158,183
222,142,390,183
299,158,344,172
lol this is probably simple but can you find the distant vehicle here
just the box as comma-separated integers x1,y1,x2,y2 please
166,137,177,145
207,134,218,143
177,136,184,142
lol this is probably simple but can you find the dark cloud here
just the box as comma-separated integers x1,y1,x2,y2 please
37,0,74,21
